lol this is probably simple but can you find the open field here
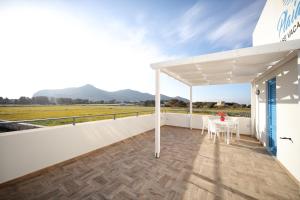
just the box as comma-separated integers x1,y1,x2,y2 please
0,105,153,126
0,105,250,126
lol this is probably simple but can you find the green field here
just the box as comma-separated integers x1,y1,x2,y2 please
0,105,250,126
0,105,154,126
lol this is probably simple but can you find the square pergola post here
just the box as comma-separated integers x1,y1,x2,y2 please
155,69,160,158
189,86,193,129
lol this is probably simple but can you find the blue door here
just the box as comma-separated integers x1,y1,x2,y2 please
267,78,277,156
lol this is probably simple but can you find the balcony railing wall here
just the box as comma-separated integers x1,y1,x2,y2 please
0,113,250,185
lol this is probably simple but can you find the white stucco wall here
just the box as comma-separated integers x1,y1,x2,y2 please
253,57,300,182
0,113,250,184
164,113,251,135
0,114,160,184
253,0,300,46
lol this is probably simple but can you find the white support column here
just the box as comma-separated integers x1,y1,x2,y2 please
255,84,260,140
250,81,256,137
155,69,160,158
189,86,193,129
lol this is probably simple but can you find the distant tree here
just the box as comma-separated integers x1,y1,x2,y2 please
232,103,240,108
165,99,177,107
32,96,50,105
143,100,155,107
0,97,3,104
165,99,187,107
92,100,104,104
204,102,215,108
48,97,57,104
193,102,204,108
160,100,166,104
3,98,10,104
73,98,89,104
177,100,187,107
56,98,73,105
18,96,32,104
225,102,234,107
108,99,116,104
91,100,102,104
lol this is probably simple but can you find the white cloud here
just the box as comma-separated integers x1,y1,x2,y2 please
0,5,175,98
165,0,264,48
163,2,215,43
207,0,264,48
176,2,203,42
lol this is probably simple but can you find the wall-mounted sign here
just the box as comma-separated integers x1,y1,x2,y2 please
277,0,300,41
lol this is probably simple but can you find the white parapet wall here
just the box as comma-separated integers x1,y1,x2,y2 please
0,114,162,184
0,113,250,184
164,113,251,135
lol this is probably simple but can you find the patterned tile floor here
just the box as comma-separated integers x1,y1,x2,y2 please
0,126,299,200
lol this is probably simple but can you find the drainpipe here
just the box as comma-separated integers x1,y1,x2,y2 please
190,86,193,129
155,69,160,158
250,81,256,138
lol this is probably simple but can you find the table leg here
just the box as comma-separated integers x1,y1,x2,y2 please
227,127,230,144
237,124,240,142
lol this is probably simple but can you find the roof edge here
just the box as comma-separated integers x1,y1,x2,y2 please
151,39,300,70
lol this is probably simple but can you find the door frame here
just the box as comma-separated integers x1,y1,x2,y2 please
267,77,277,156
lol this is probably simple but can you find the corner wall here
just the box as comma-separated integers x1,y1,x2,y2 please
253,57,300,182
0,114,161,184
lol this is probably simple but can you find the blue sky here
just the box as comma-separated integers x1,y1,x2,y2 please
0,0,266,103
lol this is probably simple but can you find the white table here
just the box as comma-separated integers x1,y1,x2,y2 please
211,119,239,144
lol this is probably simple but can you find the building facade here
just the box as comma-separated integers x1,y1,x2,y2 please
252,0,300,183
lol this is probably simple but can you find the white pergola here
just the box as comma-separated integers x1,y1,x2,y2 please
151,39,300,158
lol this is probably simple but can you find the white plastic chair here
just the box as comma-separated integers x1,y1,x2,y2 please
208,119,221,143
228,117,240,141
201,116,209,135
201,116,218,136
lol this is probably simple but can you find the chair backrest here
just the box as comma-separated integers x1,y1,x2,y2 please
208,119,217,133
202,116,209,129
232,117,239,124
227,117,239,129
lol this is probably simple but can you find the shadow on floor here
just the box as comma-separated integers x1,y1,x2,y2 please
0,126,299,200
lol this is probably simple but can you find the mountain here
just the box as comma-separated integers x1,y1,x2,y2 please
33,84,188,102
